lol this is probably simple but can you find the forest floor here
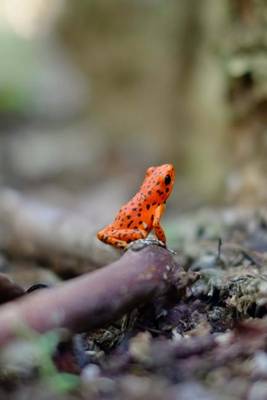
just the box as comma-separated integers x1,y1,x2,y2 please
0,201,267,400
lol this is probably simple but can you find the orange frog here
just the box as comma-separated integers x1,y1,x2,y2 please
97,164,175,249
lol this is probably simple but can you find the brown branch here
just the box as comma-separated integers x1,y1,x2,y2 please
0,189,118,274
0,244,182,345
0,273,25,304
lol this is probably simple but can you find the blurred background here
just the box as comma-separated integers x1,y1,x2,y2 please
0,0,267,226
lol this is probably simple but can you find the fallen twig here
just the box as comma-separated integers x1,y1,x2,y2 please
0,244,182,345
0,189,118,274
0,273,24,304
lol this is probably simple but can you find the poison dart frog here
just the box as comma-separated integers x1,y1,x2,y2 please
97,164,175,249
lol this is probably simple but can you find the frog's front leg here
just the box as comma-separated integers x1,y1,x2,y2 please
98,228,147,249
153,204,166,243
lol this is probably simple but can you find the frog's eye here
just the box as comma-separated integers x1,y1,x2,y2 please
164,174,171,185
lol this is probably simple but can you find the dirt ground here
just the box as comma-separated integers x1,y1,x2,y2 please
0,203,267,399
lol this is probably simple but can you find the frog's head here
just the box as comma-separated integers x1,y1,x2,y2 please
145,163,175,201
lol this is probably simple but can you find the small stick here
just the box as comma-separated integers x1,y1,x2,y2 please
0,189,118,273
0,245,181,345
217,237,222,260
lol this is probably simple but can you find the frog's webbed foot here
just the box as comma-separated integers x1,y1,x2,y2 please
125,238,176,254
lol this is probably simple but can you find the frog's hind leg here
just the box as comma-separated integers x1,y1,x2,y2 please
111,228,147,246
98,232,127,249
98,228,147,249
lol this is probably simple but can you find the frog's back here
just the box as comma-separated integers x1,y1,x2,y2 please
112,191,153,230
111,163,175,230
